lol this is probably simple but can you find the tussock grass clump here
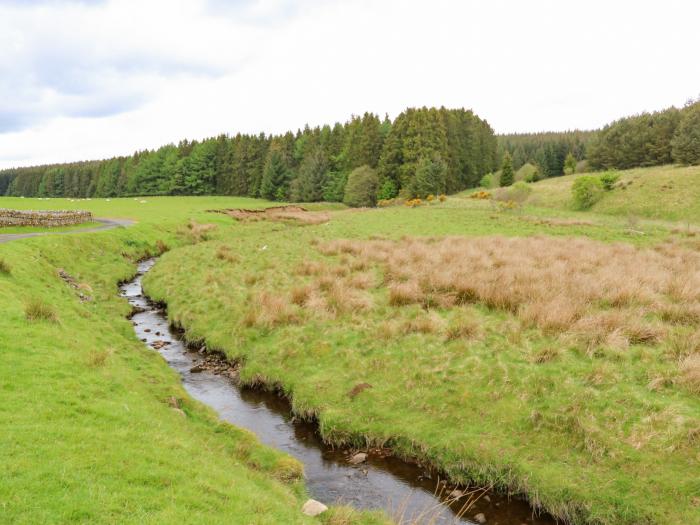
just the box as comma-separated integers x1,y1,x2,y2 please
403,312,445,335
0,257,11,275
86,348,113,367
679,354,700,394
445,311,481,341
215,245,239,263
25,298,58,323
180,220,217,243
243,292,299,328
320,235,700,350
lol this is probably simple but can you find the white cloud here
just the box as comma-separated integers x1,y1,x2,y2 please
1,0,699,168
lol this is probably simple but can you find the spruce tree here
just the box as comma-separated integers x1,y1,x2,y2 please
671,102,700,165
500,152,514,186
260,150,288,201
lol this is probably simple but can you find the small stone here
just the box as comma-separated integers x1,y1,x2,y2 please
483,495,491,503
348,452,367,464
473,513,486,524
301,499,328,516
144,328,151,333
449,489,463,499
190,364,205,373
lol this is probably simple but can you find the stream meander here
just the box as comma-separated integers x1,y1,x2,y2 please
120,259,555,525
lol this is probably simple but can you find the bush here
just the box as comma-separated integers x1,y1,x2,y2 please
480,173,495,188
376,178,398,200
343,165,379,207
0,258,11,275
516,163,540,183
599,171,620,190
572,175,604,209
563,153,577,175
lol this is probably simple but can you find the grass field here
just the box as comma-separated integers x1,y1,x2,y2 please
1,165,699,525
0,196,386,525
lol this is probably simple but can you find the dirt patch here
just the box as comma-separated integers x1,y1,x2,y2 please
213,205,330,225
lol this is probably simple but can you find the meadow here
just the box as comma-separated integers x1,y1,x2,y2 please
1,164,699,524
0,195,386,524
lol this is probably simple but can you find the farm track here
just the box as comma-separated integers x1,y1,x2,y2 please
0,218,134,244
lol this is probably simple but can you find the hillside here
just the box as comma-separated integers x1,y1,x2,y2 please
530,165,700,223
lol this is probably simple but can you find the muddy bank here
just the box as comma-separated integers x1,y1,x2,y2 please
121,259,555,525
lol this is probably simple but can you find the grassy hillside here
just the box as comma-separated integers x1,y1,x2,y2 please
0,196,385,525
529,165,700,223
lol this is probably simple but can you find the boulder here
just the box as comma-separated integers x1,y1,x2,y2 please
301,499,328,516
348,452,367,464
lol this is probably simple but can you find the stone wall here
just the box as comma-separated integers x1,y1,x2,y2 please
0,209,93,228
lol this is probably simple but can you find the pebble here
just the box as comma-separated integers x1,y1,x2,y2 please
473,513,486,524
348,452,367,464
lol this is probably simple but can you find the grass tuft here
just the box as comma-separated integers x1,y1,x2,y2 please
0,257,11,275
24,298,58,323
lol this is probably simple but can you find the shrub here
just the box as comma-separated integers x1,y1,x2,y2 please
469,190,491,200
479,173,495,188
25,298,58,322
376,178,398,200
517,162,541,183
343,165,379,207
599,171,620,190
0,258,11,275
572,175,604,210
564,153,577,175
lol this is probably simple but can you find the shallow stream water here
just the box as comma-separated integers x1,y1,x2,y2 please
120,259,555,525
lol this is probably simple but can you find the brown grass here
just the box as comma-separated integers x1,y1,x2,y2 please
25,298,58,323
243,292,299,328
679,354,700,394
181,220,217,243
403,312,445,335
215,245,239,263
319,235,700,350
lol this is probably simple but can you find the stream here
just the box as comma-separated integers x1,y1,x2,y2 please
120,259,555,525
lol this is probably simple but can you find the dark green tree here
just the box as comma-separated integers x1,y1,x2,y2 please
671,102,700,165
500,152,514,187
343,165,378,207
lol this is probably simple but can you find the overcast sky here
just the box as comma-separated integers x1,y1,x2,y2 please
1,0,699,169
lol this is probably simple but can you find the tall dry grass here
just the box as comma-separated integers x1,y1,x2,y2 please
319,236,700,350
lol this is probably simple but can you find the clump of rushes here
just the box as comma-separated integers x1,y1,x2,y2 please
25,298,58,323
0,257,11,275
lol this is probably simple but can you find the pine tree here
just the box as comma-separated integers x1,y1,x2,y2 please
260,150,288,201
500,152,514,186
671,102,700,165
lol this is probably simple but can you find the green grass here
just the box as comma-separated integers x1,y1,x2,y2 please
141,201,699,525
0,196,388,525
528,164,700,224
1,191,699,524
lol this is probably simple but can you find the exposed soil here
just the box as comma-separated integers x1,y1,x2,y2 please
212,205,331,225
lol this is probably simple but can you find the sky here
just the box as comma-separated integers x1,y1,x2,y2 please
1,0,699,169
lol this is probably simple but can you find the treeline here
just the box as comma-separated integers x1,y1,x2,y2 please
588,100,700,169
498,131,596,177
2,107,497,202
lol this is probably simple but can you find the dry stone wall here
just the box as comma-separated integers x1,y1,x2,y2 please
0,209,92,228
